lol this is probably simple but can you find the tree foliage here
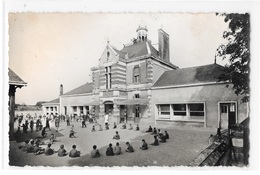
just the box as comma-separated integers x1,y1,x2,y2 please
217,13,250,103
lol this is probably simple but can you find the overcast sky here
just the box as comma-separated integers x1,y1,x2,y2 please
9,13,228,105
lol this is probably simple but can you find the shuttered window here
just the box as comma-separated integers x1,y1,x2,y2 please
133,66,140,83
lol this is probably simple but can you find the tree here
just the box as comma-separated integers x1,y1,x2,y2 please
216,13,250,103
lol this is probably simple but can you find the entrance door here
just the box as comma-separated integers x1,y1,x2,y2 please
120,105,126,123
219,103,237,130
220,104,229,129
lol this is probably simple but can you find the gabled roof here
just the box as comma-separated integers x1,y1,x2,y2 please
62,82,93,96
43,98,60,105
8,68,27,86
120,41,149,59
153,64,225,88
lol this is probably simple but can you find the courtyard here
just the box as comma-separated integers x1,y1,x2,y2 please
9,119,215,167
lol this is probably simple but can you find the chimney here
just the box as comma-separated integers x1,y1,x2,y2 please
60,84,63,96
158,29,170,62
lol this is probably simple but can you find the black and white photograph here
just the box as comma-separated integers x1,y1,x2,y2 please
1,0,259,171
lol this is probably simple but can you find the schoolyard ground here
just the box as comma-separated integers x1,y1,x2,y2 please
9,119,215,167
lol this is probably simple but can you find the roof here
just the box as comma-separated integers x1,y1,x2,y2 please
153,64,225,88
62,82,93,96
43,98,60,105
120,41,177,68
115,98,149,105
8,68,27,86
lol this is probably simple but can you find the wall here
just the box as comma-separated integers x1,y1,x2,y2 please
60,94,93,115
151,83,248,128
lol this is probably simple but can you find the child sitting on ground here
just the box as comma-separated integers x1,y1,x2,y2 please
113,122,117,129
20,140,30,152
121,123,126,129
151,135,159,146
69,145,80,158
91,125,96,132
91,145,101,158
135,124,140,131
106,143,114,156
165,130,169,139
128,124,133,130
98,124,103,131
69,129,76,138
34,142,45,155
57,144,67,157
49,133,56,144
45,143,54,156
112,131,120,140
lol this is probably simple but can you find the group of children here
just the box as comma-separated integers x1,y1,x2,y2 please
18,139,81,158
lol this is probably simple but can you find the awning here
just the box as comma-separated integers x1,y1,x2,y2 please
115,99,149,105
85,100,99,106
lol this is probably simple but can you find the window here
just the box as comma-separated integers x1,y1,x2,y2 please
105,66,112,89
189,103,204,116
73,106,77,112
50,107,53,111
79,106,83,114
158,104,170,118
133,66,140,83
107,51,110,60
173,104,186,116
134,94,140,98
221,105,228,113
55,107,57,111
46,107,49,111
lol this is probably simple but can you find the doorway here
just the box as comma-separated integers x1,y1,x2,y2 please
104,101,113,114
219,102,237,130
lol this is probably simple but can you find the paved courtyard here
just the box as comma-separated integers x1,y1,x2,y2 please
9,119,215,167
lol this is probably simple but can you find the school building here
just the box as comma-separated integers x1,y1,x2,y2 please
42,25,248,129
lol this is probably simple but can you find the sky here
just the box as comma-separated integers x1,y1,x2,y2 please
8,13,229,105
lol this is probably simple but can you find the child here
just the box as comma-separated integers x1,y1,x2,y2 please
45,143,54,156
113,122,117,129
41,127,47,138
105,124,109,130
27,140,35,153
49,133,56,144
69,145,80,158
157,129,163,139
106,143,114,156
82,120,87,128
165,130,169,139
69,129,76,138
145,126,153,133
151,127,157,135
91,145,101,158
140,139,148,150
21,140,30,152
33,142,45,155
98,124,103,131
125,142,134,153
112,131,120,140
135,124,140,131
30,120,34,132
151,135,159,146
121,123,126,129
58,144,67,157
113,142,121,155
128,124,133,130
208,134,215,145
91,125,96,132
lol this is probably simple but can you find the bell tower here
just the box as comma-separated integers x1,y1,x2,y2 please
136,25,148,42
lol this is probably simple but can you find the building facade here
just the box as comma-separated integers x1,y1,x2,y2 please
42,26,248,129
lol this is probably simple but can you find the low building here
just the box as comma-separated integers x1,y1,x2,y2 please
8,68,27,138
151,64,248,128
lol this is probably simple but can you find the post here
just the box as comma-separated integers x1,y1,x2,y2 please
9,85,16,140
